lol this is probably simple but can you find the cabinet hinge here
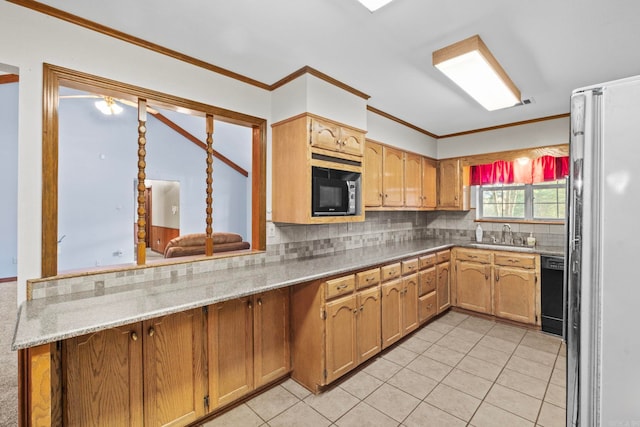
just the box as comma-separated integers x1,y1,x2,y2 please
321,309,326,320
202,306,208,315
56,341,62,352
204,395,210,411
323,369,327,380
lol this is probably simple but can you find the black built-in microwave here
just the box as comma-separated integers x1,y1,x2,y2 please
311,166,360,216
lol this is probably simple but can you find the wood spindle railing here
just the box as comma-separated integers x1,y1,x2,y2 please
137,99,148,265
205,114,214,256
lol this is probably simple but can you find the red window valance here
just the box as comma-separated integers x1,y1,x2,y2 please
471,156,569,185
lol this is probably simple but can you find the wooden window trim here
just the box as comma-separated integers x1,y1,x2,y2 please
42,63,266,277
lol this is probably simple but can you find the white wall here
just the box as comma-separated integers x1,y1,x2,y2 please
367,110,438,157
437,117,570,159
0,2,270,303
0,81,18,279
271,74,368,130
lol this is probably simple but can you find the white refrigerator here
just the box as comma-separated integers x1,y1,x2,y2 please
567,76,640,426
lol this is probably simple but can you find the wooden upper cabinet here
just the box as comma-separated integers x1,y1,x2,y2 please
364,141,384,207
272,114,365,224
421,157,437,209
382,146,404,206
437,158,470,210
310,116,364,157
143,309,206,427
63,325,144,427
404,153,422,208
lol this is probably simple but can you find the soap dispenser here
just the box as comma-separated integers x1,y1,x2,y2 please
475,224,483,243
527,232,536,247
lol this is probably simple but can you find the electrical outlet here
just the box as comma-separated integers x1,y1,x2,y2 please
267,222,276,238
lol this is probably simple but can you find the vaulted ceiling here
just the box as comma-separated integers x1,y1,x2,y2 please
26,0,640,136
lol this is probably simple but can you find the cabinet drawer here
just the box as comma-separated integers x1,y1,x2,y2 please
356,268,380,289
401,259,419,276
419,253,436,270
419,268,436,296
494,252,536,269
436,250,451,264
380,263,401,282
456,249,491,263
325,275,355,299
419,292,437,324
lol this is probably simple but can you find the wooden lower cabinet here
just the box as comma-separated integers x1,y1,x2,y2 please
494,266,537,324
381,274,418,349
63,325,143,427
208,289,291,410
208,297,254,409
291,275,381,392
63,309,206,427
436,259,451,313
325,294,358,383
418,291,437,324
357,286,382,363
455,261,492,314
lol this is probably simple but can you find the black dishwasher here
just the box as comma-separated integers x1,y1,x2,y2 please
541,255,565,336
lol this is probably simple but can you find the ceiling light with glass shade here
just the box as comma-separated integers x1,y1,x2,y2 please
94,96,124,115
433,35,521,111
357,0,394,12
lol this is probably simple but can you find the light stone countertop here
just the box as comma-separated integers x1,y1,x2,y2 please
12,238,564,350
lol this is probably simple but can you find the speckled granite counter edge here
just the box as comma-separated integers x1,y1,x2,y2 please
12,239,564,350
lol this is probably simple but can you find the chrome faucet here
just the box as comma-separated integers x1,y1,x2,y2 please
502,224,513,245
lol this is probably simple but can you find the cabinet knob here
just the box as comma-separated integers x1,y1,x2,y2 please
384,194,388,198
130,331,138,341
148,327,155,337
353,308,358,315
257,298,262,306
248,300,253,309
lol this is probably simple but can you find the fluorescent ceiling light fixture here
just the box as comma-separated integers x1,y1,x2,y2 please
433,35,521,111
95,97,123,115
357,0,394,12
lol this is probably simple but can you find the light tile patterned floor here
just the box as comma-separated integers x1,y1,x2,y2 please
202,311,566,427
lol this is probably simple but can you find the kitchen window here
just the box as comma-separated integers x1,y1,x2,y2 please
477,178,566,221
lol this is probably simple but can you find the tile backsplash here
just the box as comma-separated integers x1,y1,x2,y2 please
30,209,565,300
266,209,565,261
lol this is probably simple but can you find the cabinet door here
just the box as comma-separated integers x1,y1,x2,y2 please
310,117,341,152
494,266,537,324
208,297,254,409
382,146,404,206
143,309,206,426
404,153,422,207
340,126,365,156
325,294,358,383
381,279,403,349
254,289,291,388
421,157,437,209
364,141,384,207
437,159,461,209
356,286,381,363
455,261,492,314
436,261,451,314
63,325,143,427
402,274,419,335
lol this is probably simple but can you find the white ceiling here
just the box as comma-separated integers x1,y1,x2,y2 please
36,0,640,135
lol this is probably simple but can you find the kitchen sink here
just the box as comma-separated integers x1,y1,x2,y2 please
467,242,535,253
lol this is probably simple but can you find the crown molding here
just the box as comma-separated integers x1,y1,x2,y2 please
438,113,570,139
9,0,571,140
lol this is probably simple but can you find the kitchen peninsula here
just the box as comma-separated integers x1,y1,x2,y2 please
13,237,563,426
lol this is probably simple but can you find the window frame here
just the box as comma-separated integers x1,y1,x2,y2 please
476,179,566,222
